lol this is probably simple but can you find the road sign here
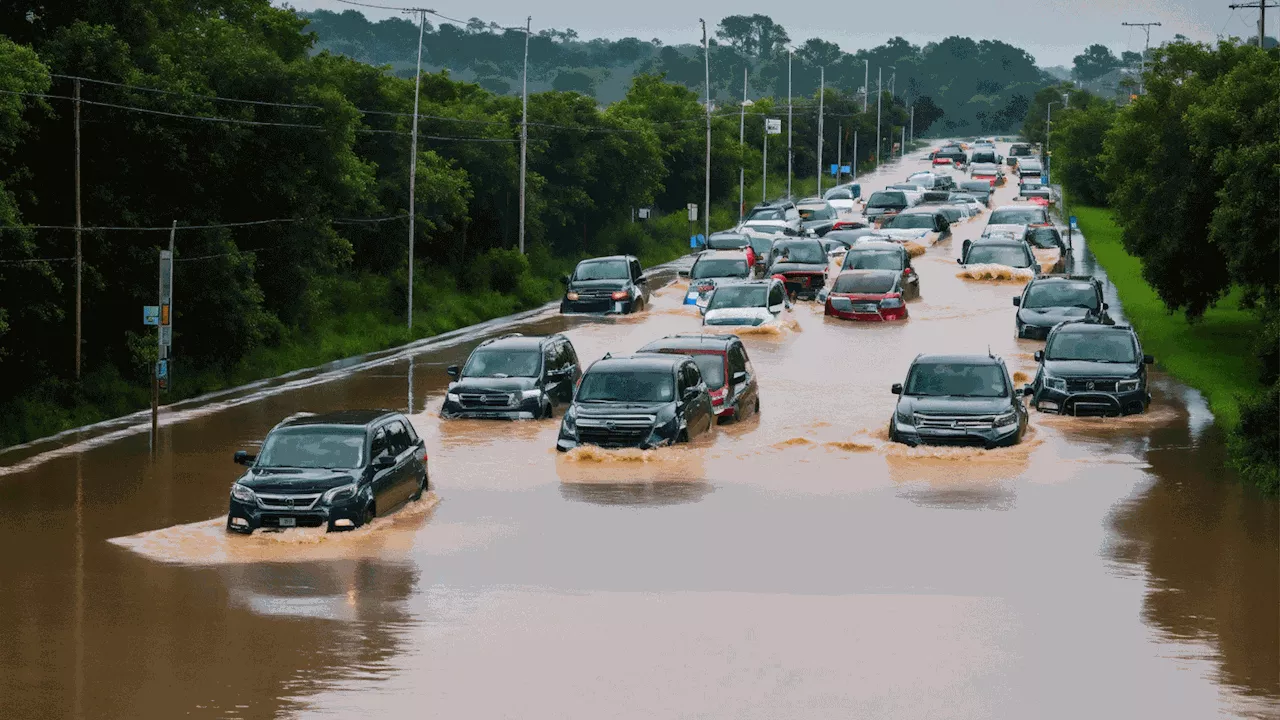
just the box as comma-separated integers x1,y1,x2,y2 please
159,326,171,346
687,203,698,222
689,234,705,248
637,208,650,219
841,165,851,174
156,359,169,390
830,164,840,176
143,306,160,326
765,118,782,135
1069,215,1078,229
1041,173,1049,185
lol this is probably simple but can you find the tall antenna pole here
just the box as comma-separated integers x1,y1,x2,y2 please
518,16,530,254
1121,21,1161,95
739,67,747,222
816,66,825,195
73,78,82,379
406,8,426,330
787,48,793,198
701,18,710,241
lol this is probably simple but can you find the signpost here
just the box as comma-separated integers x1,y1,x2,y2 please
143,306,160,326
152,222,176,452
763,118,781,201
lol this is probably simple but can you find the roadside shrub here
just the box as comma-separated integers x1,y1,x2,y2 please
462,247,531,294
1231,382,1279,493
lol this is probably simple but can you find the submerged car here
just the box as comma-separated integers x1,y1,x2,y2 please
822,269,909,322
841,240,920,299
740,201,802,235
704,231,758,267
988,204,1050,228
864,190,914,223
638,334,760,423
227,411,429,534
441,333,580,419
1026,226,1072,273
959,237,1039,274
556,353,715,451
958,180,993,207
702,277,791,327
888,354,1029,448
1014,275,1111,339
561,255,650,314
878,208,952,246
1030,323,1153,416
969,162,1005,187
766,238,830,299
796,198,839,236
680,249,753,305
1007,143,1034,165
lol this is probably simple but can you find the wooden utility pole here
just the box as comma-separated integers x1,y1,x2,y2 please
74,78,82,380
1228,2,1277,47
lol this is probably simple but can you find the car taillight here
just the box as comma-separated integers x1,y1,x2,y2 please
697,282,714,292
422,451,429,463
880,294,904,309
902,267,913,277
610,290,628,300
709,387,727,406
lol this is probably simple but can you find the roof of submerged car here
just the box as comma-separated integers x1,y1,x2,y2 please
476,333,548,351
638,334,737,353
848,240,906,253
278,410,397,428
589,353,686,372
913,353,1003,366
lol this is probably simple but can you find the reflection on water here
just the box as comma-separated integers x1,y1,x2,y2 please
559,481,715,507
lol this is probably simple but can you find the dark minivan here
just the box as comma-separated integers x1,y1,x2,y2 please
556,353,715,451
441,333,580,419
228,410,429,534
561,255,650,314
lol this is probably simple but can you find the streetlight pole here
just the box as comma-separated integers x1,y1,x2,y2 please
816,66,825,196
518,16,530,255
875,67,882,168
863,59,869,112
787,48,793,199
739,67,747,222
700,18,710,241
1046,100,1061,182
406,8,426,330
909,105,914,144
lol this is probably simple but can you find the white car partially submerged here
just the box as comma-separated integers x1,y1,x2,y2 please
701,278,792,327
876,208,953,246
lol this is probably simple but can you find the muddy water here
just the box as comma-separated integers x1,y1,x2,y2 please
1,147,1276,719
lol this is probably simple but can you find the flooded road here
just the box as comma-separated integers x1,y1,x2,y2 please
1,147,1276,719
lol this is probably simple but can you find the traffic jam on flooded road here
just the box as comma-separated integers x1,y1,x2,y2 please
1,141,1275,719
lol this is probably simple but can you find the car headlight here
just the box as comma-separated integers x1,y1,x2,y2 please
322,483,359,505
610,290,629,300
521,389,542,400
1117,378,1141,392
230,483,256,503
565,291,580,301
562,409,577,432
446,392,460,403
994,410,1019,428
895,408,915,425
879,297,904,309
1044,375,1066,392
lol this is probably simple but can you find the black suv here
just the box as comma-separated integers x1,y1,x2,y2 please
442,333,580,419
767,238,830,299
889,354,1029,448
561,255,650,314
556,353,715,451
1030,322,1153,416
637,334,760,423
1013,275,1111,340
227,411,428,534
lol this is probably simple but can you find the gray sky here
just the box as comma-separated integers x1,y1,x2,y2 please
280,0,1266,67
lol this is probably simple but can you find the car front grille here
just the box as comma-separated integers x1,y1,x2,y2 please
783,272,823,288
575,288,620,301
256,493,322,511
459,392,516,408
914,413,996,429
575,415,656,447
1066,379,1118,392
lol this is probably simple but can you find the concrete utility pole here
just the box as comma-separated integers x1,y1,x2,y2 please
701,18,710,241
836,121,842,185
73,78,82,380
406,8,427,330
518,16,531,255
1227,2,1276,47
1121,21,1161,95
1046,100,1062,181
909,105,914,144
863,59,869,112
875,67,882,167
739,67,747,222
816,66,825,196
852,131,858,181
787,48,793,198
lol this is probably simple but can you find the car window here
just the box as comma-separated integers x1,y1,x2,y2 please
385,420,412,455
1028,228,1063,250
710,285,769,310
1024,282,1099,310
630,260,643,280
257,427,366,469
685,363,703,390
707,235,749,250
967,245,1032,267
905,362,1008,398
464,348,541,378
562,341,578,370
885,214,936,230
691,257,749,279
833,273,896,294
689,355,724,389
578,369,674,403
574,260,630,280
846,250,904,271
543,343,558,373
1046,331,1138,362
768,283,784,307
370,427,390,460
772,242,826,264
728,345,747,376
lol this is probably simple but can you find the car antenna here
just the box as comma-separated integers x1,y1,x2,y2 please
988,344,994,359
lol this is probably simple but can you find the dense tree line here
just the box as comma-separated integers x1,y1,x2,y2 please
1026,40,1278,488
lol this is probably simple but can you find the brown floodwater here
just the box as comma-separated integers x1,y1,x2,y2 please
1,147,1276,719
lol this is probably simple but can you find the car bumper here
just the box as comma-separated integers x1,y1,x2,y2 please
1034,388,1149,416
1017,323,1052,340
441,396,543,420
892,417,1022,448
556,428,675,452
227,496,364,534
560,298,635,314
826,307,907,322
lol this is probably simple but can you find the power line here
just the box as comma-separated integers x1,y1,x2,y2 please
0,215,410,233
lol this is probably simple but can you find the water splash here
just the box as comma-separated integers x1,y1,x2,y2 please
956,264,1035,283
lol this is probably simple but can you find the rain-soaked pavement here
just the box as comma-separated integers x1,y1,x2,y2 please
1,146,1276,719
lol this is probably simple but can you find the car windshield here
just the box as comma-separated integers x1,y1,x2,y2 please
798,205,834,220
938,207,964,221
884,214,935,229
967,245,1031,267
773,242,826,264
905,362,1008,397
1024,282,1098,310
708,285,768,309
257,427,365,469
972,152,997,163
691,257,748,279
1046,331,1137,362
1011,145,1032,155
990,208,1045,225
463,348,541,378
1027,228,1061,249
577,369,674,403
574,260,629,280
833,273,895,294
747,207,784,221
825,189,853,200
866,191,905,207
689,355,726,389
970,164,999,175
961,181,991,192
846,250,903,271
707,235,748,250
748,236,773,256
743,224,784,235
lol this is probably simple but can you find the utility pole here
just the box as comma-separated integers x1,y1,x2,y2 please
875,67,882,168
901,125,906,161
701,18,710,241
816,66,825,196
739,67,747,222
909,105,914,144
153,221,175,453
518,16,530,254
787,48,793,198
1227,3,1275,47
405,8,427,330
863,59,869,112
1121,21,1161,94
852,131,858,181
1046,100,1062,181
73,78,82,380
836,122,842,186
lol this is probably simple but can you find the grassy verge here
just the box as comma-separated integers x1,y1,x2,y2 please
1072,205,1264,429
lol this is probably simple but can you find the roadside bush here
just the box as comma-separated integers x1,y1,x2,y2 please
462,247,531,294
1231,382,1279,493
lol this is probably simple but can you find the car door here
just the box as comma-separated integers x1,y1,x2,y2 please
400,417,427,497
368,426,397,510
540,342,560,408
728,342,755,415
384,419,416,507
684,362,714,436
630,259,648,304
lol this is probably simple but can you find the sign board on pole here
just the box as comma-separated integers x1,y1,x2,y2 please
143,306,160,326
840,165,851,174
1041,173,1049,186
159,326,172,347
686,203,698,222
689,234,706,249
830,164,839,177
637,208,650,219
765,118,782,135
1069,215,1078,230
156,359,169,391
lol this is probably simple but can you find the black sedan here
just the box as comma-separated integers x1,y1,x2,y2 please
560,255,650,314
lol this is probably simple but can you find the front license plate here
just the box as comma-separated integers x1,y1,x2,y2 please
854,304,878,313
278,517,296,527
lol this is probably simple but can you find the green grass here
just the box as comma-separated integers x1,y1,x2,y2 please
1072,205,1264,429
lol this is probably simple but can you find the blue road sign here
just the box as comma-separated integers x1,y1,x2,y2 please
830,164,840,176
143,305,160,326
841,165,851,174
1041,173,1049,185
1069,215,1078,229
689,234,706,248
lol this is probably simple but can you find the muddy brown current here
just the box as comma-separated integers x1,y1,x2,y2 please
1,146,1276,719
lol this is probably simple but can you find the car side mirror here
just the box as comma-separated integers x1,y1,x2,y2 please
732,371,748,385
1102,302,1109,310
446,364,460,378
233,450,256,466
956,257,963,265
891,383,903,395
678,270,689,277
1023,385,1035,396
560,275,571,285
816,288,830,302
373,454,396,470
636,274,648,284
1143,354,1154,365
1012,296,1021,306
1034,350,1044,362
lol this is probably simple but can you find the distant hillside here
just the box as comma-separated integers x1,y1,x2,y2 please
302,10,1059,134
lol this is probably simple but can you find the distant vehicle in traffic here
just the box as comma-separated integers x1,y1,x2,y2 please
969,162,1005,187
741,200,802,235
1015,158,1043,179
555,353,714,451
704,231,758,267
933,147,967,166
561,255,650,314
702,277,791,327
864,190,915,222
766,238,830,299
821,269,910,322
1025,226,1072,273
1013,275,1111,339
889,354,1029,448
1018,186,1053,205
1007,143,1034,165
795,198,840,236
970,148,1003,166
637,334,760,423
966,222,1029,258
878,208,952,246
988,204,1050,228
1029,323,1153,416
841,240,920,299
821,185,865,228
959,237,1039,274
958,180,994,206
441,333,580,419
680,249,753,306
227,411,429,534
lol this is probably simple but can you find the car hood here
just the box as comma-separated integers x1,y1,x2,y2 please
568,279,627,292
897,395,1012,416
880,228,932,241
802,218,835,229
238,467,360,493
449,377,537,394
1018,306,1097,327
572,401,672,420
1043,359,1140,379
770,261,827,274
703,307,771,326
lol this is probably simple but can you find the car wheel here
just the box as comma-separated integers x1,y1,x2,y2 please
676,430,689,444
410,474,426,501
360,502,376,528
887,419,898,443
541,402,553,419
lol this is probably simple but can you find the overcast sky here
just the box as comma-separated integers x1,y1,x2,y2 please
280,0,1266,67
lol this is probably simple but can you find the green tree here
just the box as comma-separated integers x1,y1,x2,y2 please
1073,44,1120,81
1048,101,1116,205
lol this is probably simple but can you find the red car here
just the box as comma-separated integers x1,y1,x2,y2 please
932,156,953,166
823,269,909,322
